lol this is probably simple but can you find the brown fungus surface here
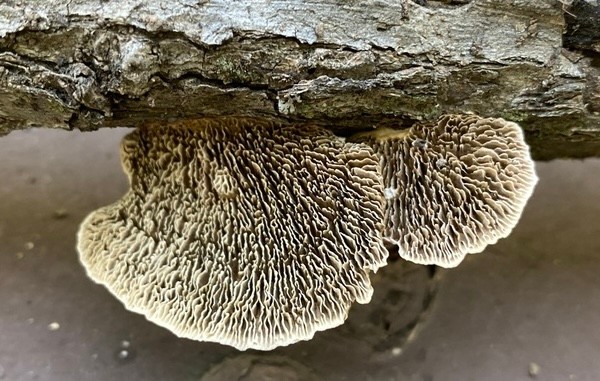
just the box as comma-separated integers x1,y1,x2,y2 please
351,114,538,268
77,118,388,351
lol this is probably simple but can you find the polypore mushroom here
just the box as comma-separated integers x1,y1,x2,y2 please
77,118,388,350
351,114,537,268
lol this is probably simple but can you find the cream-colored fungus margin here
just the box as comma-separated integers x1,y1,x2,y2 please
351,114,538,268
77,118,388,351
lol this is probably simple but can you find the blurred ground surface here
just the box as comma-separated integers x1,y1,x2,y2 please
0,128,598,381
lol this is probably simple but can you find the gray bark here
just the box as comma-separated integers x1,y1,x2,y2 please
0,0,599,159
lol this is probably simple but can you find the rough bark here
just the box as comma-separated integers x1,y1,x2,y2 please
0,0,599,159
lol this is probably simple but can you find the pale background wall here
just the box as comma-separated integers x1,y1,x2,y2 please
0,129,599,381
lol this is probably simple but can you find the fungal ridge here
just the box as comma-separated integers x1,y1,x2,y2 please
351,114,537,267
78,117,388,351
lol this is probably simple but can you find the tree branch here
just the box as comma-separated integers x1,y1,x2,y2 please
0,0,599,159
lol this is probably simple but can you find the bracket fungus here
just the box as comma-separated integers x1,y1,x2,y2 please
77,118,388,350
351,114,538,268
